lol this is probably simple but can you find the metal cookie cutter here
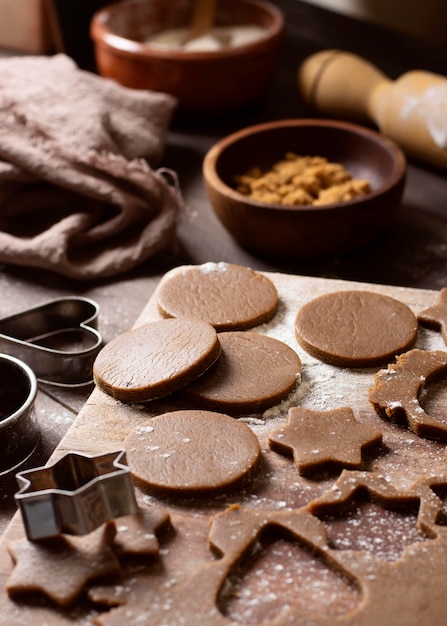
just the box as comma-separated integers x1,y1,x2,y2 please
0,354,39,478
15,450,138,541
0,297,102,386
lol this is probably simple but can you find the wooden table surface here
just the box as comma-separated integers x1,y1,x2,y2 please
1,0,447,532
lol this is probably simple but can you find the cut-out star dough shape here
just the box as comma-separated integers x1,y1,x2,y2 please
368,348,447,440
6,521,121,607
418,287,447,344
268,406,382,475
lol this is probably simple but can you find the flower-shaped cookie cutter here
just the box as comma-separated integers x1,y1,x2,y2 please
0,297,102,386
15,450,138,541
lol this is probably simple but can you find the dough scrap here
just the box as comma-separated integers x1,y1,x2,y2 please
157,262,278,331
412,473,447,538
93,318,221,403
125,410,261,496
308,470,430,560
418,287,447,345
182,331,302,414
295,290,418,367
268,406,382,475
127,505,333,626
87,506,171,608
113,506,171,556
130,474,434,626
309,470,422,522
368,348,447,440
6,521,120,608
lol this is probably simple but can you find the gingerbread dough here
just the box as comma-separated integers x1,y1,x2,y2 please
269,406,382,475
125,410,261,496
8,272,447,626
113,506,170,556
182,331,302,414
6,522,120,608
418,287,447,345
93,318,221,402
157,263,278,331
368,348,447,440
98,470,447,626
295,290,418,367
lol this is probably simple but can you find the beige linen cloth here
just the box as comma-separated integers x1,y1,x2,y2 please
0,54,182,280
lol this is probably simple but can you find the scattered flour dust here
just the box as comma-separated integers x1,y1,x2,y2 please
254,298,350,418
198,261,229,274
252,296,446,420
145,25,266,52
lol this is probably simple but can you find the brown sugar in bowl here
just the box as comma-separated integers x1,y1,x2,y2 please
202,118,407,259
90,0,284,116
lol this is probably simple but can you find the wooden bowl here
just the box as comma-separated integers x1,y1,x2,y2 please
203,119,407,259
90,0,284,116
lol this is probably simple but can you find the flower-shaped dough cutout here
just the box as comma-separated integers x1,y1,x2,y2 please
418,288,447,344
268,406,382,475
368,348,447,440
6,521,121,607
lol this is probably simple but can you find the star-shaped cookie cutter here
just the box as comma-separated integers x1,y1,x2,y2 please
15,450,138,541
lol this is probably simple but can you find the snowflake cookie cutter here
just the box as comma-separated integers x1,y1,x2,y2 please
15,450,138,541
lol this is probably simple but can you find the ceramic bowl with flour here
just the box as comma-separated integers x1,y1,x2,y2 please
90,0,284,116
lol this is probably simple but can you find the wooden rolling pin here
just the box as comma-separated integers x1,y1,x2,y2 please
298,49,447,170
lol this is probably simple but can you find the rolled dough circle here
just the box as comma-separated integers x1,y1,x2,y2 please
295,290,418,367
125,409,261,496
157,263,278,330
93,318,220,402
183,331,302,413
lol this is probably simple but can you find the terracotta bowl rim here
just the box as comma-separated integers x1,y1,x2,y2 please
90,0,285,61
203,118,407,213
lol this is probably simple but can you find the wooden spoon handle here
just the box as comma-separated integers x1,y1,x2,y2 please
189,0,217,39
